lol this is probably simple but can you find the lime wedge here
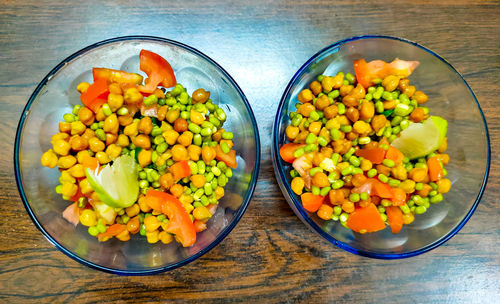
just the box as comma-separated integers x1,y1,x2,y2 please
85,155,139,208
391,115,447,159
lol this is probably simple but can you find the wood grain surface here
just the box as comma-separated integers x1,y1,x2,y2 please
1,0,499,303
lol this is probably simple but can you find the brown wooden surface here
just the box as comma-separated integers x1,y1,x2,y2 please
1,0,499,303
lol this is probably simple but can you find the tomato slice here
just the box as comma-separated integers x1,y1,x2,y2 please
169,160,191,181
355,148,386,164
301,192,325,212
279,143,306,163
138,49,176,93
346,203,386,233
353,58,420,88
92,68,143,84
80,78,109,113
145,190,196,247
215,145,237,169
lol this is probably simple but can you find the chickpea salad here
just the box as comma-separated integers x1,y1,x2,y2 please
41,50,237,247
279,58,450,234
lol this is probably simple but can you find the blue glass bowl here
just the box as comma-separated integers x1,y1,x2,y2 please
272,35,490,259
14,36,260,274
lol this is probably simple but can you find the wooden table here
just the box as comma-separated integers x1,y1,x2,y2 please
1,1,499,302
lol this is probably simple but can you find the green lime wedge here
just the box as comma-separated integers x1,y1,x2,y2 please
391,115,447,159
85,155,139,208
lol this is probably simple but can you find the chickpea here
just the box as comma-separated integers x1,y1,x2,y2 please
353,120,371,135
52,139,71,156
413,91,428,104
345,132,358,141
333,139,352,155
116,134,129,147
41,150,58,168
331,74,344,89
383,99,397,110
320,146,333,158
79,178,93,195
202,146,216,164
402,213,415,225
417,183,432,197
138,116,153,135
105,144,122,160
437,153,450,165
95,151,111,164
57,155,77,169
108,83,122,95
190,109,205,125
166,109,180,124
399,179,416,194
371,115,387,132
294,130,309,143
309,80,322,95
360,101,375,120
61,182,78,198
76,82,90,93
153,88,165,99
286,125,299,140
68,164,85,178
312,172,329,188
138,149,152,167
437,178,451,194
438,138,448,153
329,189,345,205
95,107,106,121
376,164,391,176
122,121,138,137
174,118,188,132
192,88,210,104
339,85,354,97
382,75,400,92
51,132,69,145
323,104,338,119
391,165,408,180
351,173,367,187
409,168,428,182
190,174,206,188
88,137,105,152
124,87,143,104
308,121,322,135
398,78,410,92
157,105,168,121
346,107,359,123
297,103,316,117
342,200,355,213
159,173,175,190
133,134,151,149
163,129,180,146
350,84,366,99
108,93,124,112
360,159,372,171
144,215,161,232
76,150,92,164
70,121,86,136
314,94,330,110
78,107,95,126
103,114,119,134
171,144,188,161
319,127,330,141
69,135,88,151
187,145,201,161
342,95,359,107
118,114,133,126
297,89,314,103
177,131,193,147
403,85,416,98
410,107,425,123
59,121,71,133
321,76,335,93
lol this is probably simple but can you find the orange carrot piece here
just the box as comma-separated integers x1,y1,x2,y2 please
346,203,386,233
390,188,407,206
427,156,443,182
386,206,404,234
355,148,386,164
301,193,325,212
169,160,191,181
386,146,405,165
371,179,393,198
279,143,305,163
215,145,238,169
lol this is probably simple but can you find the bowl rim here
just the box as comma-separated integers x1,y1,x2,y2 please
272,34,491,259
14,35,261,275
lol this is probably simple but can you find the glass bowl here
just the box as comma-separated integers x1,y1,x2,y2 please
272,35,490,259
15,36,260,274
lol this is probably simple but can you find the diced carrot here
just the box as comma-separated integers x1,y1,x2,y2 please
346,203,386,233
386,146,405,165
317,204,334,220
215,145,237,169
279,143,305,163
169,160,191,181
371,179,393,198
427,156,443,182
355,148,386,164
301,193,325,212
386,206,404,234
390,188,407,206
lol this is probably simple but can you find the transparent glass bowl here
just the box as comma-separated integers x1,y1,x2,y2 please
15,36,260,274
272,35,490,258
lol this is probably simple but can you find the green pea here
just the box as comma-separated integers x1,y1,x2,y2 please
340,125,352,133
139,171,147,180
188,123,201,134
339,212,349,223
305,133,317,145
328,171,339,183
430,182,438,190
381,199,392,207
330,128,341,141
378,174,389,183
349,156,360,167
304,143,317,153
345,73,355,84
139,180,149,189
225,168,233,178
200,127,213,137
394,103,412,116
222,132,234,140
391,116,403,126
215,108,227,121
399,204,410,214
95,129,106,141
382,91,393,101
190,134,201,146
344,147,356,159
328,90,340,99
341,165,353,176
358,137,371,145
309,167,323,177
63,113,75,123
309,111,320,121
331,206,341,217
360,192,369,201
400,119,410,130
365,93,373,101
331,153,341,165
211,166,222,177
102,103,113,116
209,116,221,128
373,87,384,100
388,179,401,187
291,114,303,126
415,205,427,214
374,101,383,113
367,86,376,94
293,147,305,158
378,206,385,213
317,136,328,147
97,223,107,233
88,226,99,236
337,103,346,114
382,159,395,168
332,180,344,189
310,186,320,196
203,183,213,196
349,193,360,202
55,185,62,194
430,194,444,204
392,126,401,135
290,169,298,178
